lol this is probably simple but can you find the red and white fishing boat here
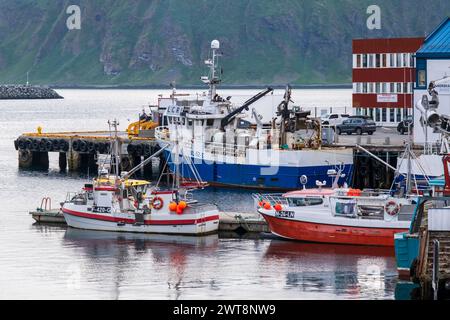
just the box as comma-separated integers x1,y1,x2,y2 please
254,171,416,247
62,120,219,236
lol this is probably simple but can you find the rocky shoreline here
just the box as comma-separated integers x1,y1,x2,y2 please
0,85,63,100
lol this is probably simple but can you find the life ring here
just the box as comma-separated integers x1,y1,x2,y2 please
385,201,400,216
151,197,164,210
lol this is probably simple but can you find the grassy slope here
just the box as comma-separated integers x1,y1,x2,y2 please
0,0,448,86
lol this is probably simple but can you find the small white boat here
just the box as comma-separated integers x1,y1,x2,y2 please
62,120,219,236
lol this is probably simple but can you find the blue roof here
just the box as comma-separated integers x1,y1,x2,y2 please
416,17,450,58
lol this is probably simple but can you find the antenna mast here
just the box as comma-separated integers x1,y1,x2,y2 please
202,40,221,99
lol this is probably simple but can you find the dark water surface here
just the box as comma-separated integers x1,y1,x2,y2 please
0,89,399,299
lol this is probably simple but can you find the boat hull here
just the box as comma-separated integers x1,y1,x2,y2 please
62,208,219,236
163,150,353,190
260,212,408,247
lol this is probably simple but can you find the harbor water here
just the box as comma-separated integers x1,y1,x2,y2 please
0,89,399,299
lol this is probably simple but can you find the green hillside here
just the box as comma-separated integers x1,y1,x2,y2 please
0,0,448,86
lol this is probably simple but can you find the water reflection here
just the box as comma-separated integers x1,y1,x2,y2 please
263,240,397,300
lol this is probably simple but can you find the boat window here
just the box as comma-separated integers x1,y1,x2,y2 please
334,201,357,216
288,197,323,207
188,119,193,127
206,119,214,126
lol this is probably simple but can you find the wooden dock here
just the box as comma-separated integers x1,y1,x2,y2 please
412,199,450,300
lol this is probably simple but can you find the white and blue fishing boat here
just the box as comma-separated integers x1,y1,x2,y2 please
154,40,354,190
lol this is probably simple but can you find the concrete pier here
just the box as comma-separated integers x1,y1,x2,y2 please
14,130,160,177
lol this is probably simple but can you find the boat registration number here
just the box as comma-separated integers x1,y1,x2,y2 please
275,211,295,219
93,206,111,214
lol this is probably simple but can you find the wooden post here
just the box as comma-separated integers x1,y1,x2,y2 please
18,150,33,168
68,151,81,172
59,152,67,172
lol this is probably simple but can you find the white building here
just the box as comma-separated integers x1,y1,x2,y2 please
414,17,450,145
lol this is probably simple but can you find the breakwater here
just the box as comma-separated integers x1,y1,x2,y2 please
0,85,63,99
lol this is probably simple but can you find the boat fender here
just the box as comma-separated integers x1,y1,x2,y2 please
17,139,27,150
51,139,60,151
385,201,400,216
59,140,69,152
127,144,135,154
274,204,283,211
143,144,151,157
87,141,96,153
24,139,32,150
152,197,164,210
79,140,88,153
135,144,143,156
72,139,81,151
31,139,39,151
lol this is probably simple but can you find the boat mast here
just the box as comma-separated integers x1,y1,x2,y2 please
108,119,120,178
203,40,221,99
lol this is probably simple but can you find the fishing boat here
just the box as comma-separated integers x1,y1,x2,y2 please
254,168,416,246
62,120,220,236
154,39,353,190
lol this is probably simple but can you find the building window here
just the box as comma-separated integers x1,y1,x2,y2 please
369,54,374,68
418,70,426,87
382,83,387,93
389,54,395,67
403,83,408,94
356,55,361,68
375,108,381,122
397,54,402,68
397,83,402,93
390,108,395,122
376,83,381,93
356,83,361,93
410,54,415,68
402,54,407,67
376,54,381,68
362,54,368,68
382,54,387,68
382,108,387,122
368,83,374,93
363,83,368,93
390,83,395,93
396,108,402,122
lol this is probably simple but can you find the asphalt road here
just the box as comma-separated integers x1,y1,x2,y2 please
330,126,411,147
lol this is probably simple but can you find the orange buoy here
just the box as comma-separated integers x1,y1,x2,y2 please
263,202,271,210
169,202,178,212
274,204,282,211
258,201,264,208
178,201,187,209
176,206,183,215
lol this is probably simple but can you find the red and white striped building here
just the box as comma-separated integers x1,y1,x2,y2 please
352,38,424,126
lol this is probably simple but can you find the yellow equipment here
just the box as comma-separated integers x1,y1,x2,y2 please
127,120,158,138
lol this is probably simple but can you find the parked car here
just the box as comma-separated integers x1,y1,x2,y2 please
336,118,377,135
397,116,413,135
321,113,350,126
